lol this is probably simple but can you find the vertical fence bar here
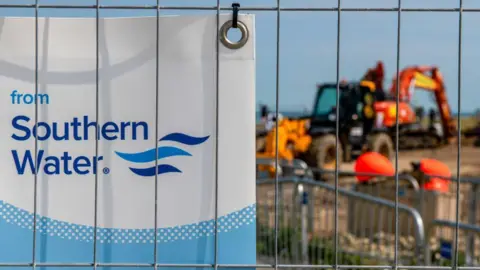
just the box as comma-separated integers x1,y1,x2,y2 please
214,0,221,270
394,0,402,268
334,0,341,268
307,185,314,238
93,0,100,268
466,184,478,265
454,0,463,268
300,185,308,264
32,0,39,267
274,0,281,268
153,0,161,268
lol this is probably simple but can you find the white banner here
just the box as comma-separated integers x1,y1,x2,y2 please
0,14,256,266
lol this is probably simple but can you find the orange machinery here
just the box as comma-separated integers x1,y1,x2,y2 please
359,61,416,127
255,61,457,179
364,61,457,141
387,65,457,139
256,117,312,177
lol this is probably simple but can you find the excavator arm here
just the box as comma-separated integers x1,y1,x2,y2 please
389,66,457,139
361,61,386,92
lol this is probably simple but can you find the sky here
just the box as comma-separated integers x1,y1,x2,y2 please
1,0,479,113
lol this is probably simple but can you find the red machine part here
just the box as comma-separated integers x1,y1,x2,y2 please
360,61,417,128
361,61,385,92
374,101,415,127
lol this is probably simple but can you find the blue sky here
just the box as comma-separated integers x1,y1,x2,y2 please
1,0,479,113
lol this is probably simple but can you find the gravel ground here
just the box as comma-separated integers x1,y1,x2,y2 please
255,144,480,266
339,144,480,178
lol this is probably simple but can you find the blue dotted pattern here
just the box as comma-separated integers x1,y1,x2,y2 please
0,201,256,244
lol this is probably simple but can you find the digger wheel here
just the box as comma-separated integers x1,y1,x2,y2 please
366,132,394,162
306,134,343,182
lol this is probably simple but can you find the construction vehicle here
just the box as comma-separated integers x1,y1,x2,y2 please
256,79,389,180
256,61,457,181
386,64,457,148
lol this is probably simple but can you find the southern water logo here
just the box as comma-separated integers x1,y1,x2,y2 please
115,132,209,177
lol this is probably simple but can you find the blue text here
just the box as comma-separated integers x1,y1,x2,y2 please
12,150,104,175
11,115,149,141
11,90,49,105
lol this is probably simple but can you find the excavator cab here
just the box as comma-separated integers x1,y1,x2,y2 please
311,82,374,126
308,81,378,161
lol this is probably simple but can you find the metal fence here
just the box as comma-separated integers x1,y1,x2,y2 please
256,176,426,267
0,1,478,270
351,174,480,266
255,158,480,268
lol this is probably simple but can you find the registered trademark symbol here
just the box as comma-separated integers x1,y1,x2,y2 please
103,167,110,174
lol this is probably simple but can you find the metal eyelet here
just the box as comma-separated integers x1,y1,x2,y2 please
219,20,249,50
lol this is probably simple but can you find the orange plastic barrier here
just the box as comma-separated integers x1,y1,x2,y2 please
419,158,451,193
354,152,395,182
354,152,450,192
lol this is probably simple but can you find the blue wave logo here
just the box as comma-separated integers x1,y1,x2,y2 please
114,132,210,177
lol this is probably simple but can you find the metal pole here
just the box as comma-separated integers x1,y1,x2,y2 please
291,183,300,264
453,0,464,268
466,183,478,265
307,185,314,243
301,188,309,264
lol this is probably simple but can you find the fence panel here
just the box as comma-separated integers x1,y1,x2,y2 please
256,177,426,267
0,1,478,270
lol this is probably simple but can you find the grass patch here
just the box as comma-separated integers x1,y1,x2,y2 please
256,224,472,268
